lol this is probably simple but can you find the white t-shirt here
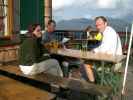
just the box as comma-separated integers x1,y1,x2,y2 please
94,26,122,55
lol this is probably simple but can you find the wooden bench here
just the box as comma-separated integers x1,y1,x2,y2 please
0,65,112,98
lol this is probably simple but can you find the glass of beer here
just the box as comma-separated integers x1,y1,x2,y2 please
81,40,88,57
53,40,59,53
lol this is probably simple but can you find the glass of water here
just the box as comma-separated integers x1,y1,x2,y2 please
81,40,88,56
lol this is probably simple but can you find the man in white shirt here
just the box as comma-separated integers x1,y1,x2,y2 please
94,16,122,55
83,16,123,83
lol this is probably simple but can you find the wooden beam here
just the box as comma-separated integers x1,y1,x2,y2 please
44,0,52,30
29,73,112,97
6,0,13,36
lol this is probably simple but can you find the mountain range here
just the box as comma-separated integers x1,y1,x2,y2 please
56,18,132,32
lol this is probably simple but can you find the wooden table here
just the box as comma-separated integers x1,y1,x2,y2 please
57,49,126,63
55,49,126,87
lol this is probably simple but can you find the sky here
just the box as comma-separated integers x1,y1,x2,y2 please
53,0,133,22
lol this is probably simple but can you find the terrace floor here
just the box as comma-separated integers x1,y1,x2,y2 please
0,59,133,100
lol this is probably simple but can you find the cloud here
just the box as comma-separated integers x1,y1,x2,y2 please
97,0,119,9
53,0,75,9
53,0,133,21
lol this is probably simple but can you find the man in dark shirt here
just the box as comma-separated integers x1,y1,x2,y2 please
42,20,57,44
41,20,95,82
42,20,66,74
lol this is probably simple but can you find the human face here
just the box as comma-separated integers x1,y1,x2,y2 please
33,25,42,38
47,23,56,33
95,18,107,33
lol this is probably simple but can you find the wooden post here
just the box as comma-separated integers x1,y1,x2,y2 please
6,0,13,36
44,0,52,30
0,0,5,35
4,0,13,36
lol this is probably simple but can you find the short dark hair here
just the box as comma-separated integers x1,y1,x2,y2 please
47,19,56,26
95,16,108,23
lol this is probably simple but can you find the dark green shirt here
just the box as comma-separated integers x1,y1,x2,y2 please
19,34,50,66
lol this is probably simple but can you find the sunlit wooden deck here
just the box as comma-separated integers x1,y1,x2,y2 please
0,75,55,100
0,63,56,100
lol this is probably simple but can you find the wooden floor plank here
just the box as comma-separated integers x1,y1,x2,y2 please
0,75,55,100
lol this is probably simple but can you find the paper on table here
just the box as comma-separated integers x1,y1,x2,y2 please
61,37,70,43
